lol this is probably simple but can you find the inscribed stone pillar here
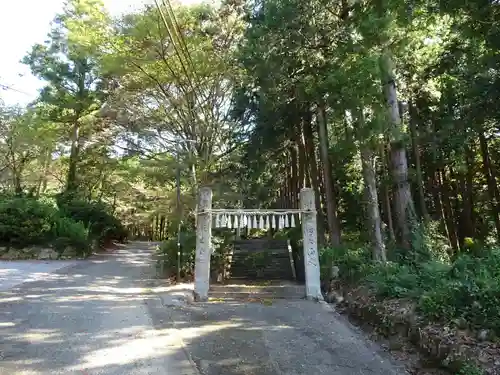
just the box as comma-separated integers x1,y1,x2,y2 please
194,187,212,302
300,188,324,301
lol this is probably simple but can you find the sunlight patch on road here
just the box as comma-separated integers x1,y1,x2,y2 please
7,329,62,344
0,296,23,303
174,322,242,341
68,329,175,370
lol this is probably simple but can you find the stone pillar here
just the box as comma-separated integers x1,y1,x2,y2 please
300,188,324,301
193,187,212,302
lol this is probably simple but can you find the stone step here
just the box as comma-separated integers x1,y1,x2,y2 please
209,283,305,299
228,272,294,280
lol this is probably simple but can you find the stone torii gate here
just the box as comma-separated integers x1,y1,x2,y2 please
193,187,323,302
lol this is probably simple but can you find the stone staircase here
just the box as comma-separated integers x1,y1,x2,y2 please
228,239,296,280
209,239,303,300
209,281,305,300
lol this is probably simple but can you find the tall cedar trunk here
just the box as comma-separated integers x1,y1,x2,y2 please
360,146,387,261
478,131,500,241
379,52,414,249
432,170,445,222
459,142,475,239
408,99,429,222
302,109,326,244
379,143,396,242
296,133,307,189
299,125,312,188
356,108,386,261
285,152,293,207
439,168,459,251
290,145,299,208
316,146,327,213
316,103,341,247
449,167,462,246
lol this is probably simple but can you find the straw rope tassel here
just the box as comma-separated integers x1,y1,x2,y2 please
284,214,289,228
253,215,258,229
290,214,295,227
265,215,270,229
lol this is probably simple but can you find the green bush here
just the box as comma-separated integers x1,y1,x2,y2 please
456,363,484,375
365,263,420,298
332,242,500,335
0,197,57,248
321,244,371,282
418,253,500,333
57,197,127,244
52,216,91,256
158,231,196,277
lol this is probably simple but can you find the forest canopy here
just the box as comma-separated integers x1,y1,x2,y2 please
0,0,498,261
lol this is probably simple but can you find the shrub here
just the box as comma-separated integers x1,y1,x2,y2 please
57,197,127,244
52,216,91,256
365,262,420,298
158,231,196,278
321,244,371,282
330,241,500,334
0,197,57,248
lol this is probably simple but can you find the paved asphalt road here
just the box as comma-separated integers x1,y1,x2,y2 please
0,242,407,375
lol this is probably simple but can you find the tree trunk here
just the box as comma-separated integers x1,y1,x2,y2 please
409,99,429,222
478,131,500,241
316,102,341,247
290,145,299,208
302,108,326,244
459,142,475,240
379,52,414,249
298,124,311,188
361,146,387,262
378,143,396,242
438,168,459,252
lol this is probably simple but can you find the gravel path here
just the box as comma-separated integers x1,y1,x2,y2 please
0,241,408,375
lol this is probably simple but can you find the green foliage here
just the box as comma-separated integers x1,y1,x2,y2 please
332,243,500,335
57,196,127,244
158,231,197,278
320,245,371,282
0,196,93,255
419,250,500,333
52,216,91,256
0,197,57,248
456,362,485,375
409,220,452,263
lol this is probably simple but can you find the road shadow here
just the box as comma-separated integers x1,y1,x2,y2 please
0,244,180,374
0,243,407,375
146,296,409,375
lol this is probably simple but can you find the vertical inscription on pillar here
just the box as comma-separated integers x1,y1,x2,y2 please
194,187,212,302
300,188,323,301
